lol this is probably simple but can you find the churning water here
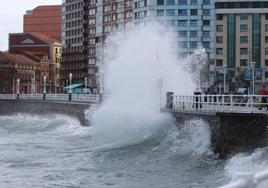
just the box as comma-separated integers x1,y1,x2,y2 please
1,25,268,187
1,114,268,187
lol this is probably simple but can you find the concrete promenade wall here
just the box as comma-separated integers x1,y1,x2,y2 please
0,99,91,126
173,111,268,158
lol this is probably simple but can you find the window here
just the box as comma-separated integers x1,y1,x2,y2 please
240,59,247,66
217,14,223,20
216,48,223,55
179,31,187,37
89,18,96,24
166,0,175,5
240,36,248,43
240,14,248,20
203,9,210,16
265,72,268,78
191,9,198,16
103,5,111,12
216,59,223,66
89,38,95,45
166,9,175,16
216,25,223,32
178,20,187,27
190,41,197,48
178,0,187,5
266,36,268,43
266,48,268,55
89,28,96,34
240,24,248,32
203,31,210,37
265,24,268,32
216,36,223,43
203,42,209,48
190,0,197,5
240,48,248,55
190,31,197,37
89,48,96,56
89,8,96,15
190,20,197,26
203,20,210,26
179,41,187,48
178,9,187,16
157,0,164,5
137,11,146,18
203,0,210,5
157,10,164,16
265,60,268,66
266,14,268,20
103,15,111,22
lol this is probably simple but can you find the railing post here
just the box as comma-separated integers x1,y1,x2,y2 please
230,94,233,112
250,95,253,112
222,95,225,112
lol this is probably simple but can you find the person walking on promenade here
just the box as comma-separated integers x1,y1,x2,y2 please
260,85,267,110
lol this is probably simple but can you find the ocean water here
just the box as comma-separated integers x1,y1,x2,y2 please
0,113,268,188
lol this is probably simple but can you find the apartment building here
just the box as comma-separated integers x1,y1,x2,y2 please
215,0,268,91
62,0,133,92
61,0,87,87
133,0,215,60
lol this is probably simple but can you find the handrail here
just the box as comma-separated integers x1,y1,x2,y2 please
170,94,268,114
0,94,100,103
220,169,268,188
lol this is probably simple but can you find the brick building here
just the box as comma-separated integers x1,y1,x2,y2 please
9,32,62,93
24,5,61,41
0,52,41,94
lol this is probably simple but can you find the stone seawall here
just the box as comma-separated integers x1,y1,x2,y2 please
0,100,91,126
173,111,268,158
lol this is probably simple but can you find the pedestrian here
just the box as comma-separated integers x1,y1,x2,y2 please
260,85,267,110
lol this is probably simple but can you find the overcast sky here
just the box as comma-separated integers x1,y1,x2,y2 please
0,0,62,51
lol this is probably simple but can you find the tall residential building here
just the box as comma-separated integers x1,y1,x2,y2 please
62,0,133,92
215,0,268,91
133,0,215,60
61,0,86,88
24,5,61,41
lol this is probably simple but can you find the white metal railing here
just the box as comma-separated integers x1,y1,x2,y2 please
220,169,268,188
170,94,268,114
0,94,100,103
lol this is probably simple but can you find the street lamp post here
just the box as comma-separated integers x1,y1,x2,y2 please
69,73,72,101
43,76,46,100
223,65,227,93
16,78,20,99
251,62,256,95
13,78,15,96
193,48,206,93
49,80,52,94
84,77,87,94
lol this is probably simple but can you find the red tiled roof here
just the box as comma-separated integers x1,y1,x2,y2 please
29,32,60,44
0,53,36,65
